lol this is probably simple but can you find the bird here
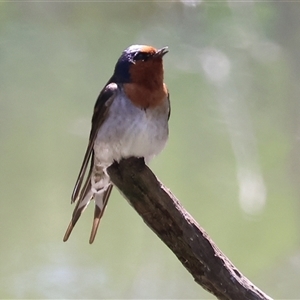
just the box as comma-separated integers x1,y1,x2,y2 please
63,44,170,244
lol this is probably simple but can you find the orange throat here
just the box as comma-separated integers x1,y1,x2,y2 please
124,57,168,109
124,83,168,109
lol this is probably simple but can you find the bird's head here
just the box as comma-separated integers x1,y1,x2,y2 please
113,45,168,87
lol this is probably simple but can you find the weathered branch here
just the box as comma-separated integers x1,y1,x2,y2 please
107,157,273,300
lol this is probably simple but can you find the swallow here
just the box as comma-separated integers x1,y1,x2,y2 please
63,45,170,244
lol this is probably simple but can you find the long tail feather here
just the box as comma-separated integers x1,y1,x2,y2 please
89,184,113,244
63,189,93,242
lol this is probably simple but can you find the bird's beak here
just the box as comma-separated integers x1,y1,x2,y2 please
154,46,169,58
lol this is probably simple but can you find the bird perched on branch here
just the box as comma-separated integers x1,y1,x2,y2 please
63,44,170,244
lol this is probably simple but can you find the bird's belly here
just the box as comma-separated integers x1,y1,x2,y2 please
93,97,168,166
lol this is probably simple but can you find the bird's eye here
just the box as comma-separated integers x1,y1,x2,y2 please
134,52,150,62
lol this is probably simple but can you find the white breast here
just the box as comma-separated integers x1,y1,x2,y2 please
93,89,169,167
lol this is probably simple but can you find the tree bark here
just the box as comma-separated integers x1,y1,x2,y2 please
107,157,273,300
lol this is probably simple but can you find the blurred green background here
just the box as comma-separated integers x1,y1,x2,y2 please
1,1,300,299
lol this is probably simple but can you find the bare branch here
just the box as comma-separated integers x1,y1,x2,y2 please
107,157,273,300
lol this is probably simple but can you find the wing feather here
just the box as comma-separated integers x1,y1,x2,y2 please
71,82,118,203
63,82,118,242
